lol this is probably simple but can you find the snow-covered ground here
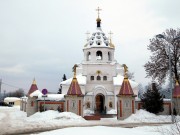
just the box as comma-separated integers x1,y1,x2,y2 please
0,106,180,135
33,126,160,135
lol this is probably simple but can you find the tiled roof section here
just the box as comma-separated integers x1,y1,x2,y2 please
27,79,38,96
118,77,134,95
173,81,180,98
67,77,83,95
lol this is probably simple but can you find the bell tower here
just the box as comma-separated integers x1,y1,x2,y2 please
83,7,115,64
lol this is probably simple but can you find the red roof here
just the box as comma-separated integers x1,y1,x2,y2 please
118,77,134,95
67,77,82,95
173,81,180,98
27,79,38,96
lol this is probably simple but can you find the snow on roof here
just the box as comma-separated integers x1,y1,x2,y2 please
20,96,28,102
37,94,65,101
4,97,21,102
29,90,65,101
84,28,113,49
113,74,138,88
30,90,42,97
60,74,86,85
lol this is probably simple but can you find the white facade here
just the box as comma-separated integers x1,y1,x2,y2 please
61,19,138,114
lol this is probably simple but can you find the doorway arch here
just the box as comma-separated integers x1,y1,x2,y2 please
95,94,105,113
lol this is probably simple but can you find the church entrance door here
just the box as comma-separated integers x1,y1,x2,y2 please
95,94,104,114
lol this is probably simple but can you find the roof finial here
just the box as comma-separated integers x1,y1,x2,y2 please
85,31,90,41
122,64,128,79
108,31,115,48
32,78,36,84
176,79,179,86
109,31,113,43
72,64,78,78
96,7,102,18
109,31,113,40
96,7,102,27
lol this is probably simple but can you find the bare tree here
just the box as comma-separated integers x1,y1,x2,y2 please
127,71,135,81
138,83,144,98
144,28,180,84
6,89,24,97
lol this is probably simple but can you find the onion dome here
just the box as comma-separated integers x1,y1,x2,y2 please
84,27,113,48
173,80,180,98
84,7,114,49
27,78,38,96
67,64,83,95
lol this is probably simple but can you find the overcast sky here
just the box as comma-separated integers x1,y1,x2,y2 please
0,0,180,94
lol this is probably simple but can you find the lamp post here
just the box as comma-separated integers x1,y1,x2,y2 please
156,34,174,123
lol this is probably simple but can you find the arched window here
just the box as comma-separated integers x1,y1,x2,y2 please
87,52,91,61
108,52,111,61
103,76,107,81
90,76,94,81
96,51,103,60
31,101,34,107
97,75,101,81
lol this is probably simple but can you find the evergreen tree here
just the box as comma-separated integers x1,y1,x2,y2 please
57,85,62,94
58,74,67,94
62,74,67,81
141,82,164,114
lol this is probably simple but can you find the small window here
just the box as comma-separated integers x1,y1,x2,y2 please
108,52,111,61
124,100,129,108
87,52,91,61
96,36,101,39
96,40,101,45
9,102,14,105
103,76,107,81
96,51,103,60
97,76,101,80
31,101,34,107
90,76,94,80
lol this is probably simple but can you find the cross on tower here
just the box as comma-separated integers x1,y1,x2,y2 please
85,31,90,41
108,31,113,39
72,64,78,77
96,7,102,18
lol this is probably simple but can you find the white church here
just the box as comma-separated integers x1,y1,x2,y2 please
60,8,138,114
21,8,155,120
21,8,175,120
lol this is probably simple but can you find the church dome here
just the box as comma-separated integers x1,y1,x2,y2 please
84,8,115,49
84,28,113,48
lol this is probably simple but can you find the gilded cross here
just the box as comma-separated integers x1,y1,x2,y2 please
108,31,113,40
72,64,78,77
85,31,90,41
122,64,128,75
96,7,102,18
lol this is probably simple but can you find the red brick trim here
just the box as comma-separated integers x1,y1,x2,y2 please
120,100,122,117
67,100,69,112
138,103,142,110
132,100,134,113
31,101,34,107
79,100,81,116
